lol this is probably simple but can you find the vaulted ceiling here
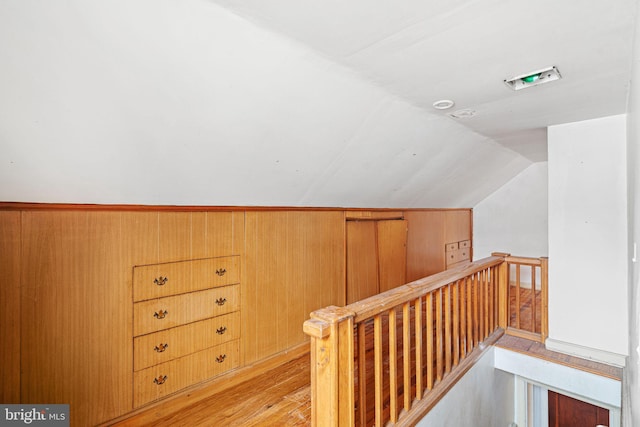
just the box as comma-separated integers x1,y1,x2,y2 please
0,1,636,207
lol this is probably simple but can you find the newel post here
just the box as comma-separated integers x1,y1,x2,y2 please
303,306,356,427
492,252,511,330
540,257,549,342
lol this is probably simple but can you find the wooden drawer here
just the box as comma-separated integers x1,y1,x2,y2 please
134,285,239,336
445,242,458,252
459,240,471,249
134,311,240,371
446,247,471,267
134,340,239,407
133,256,240,302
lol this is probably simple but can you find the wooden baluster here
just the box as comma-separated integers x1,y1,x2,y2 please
374,314,383,427
389,308,398,423
494,253,510,331
436,288,443,382
515,263,521,329
487,268,494,333
452,280,460,367
426,292,434,390
414,297,423,399
483,268,489,340
459,278,467,360
444,284,452,374
466,276,473,353
358,323,367,427
531,265,537,333
473,272,479,347
403,302,411,412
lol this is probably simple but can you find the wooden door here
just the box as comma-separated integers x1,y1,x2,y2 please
548,390,609,427
377,220,407,293
346,221,379,304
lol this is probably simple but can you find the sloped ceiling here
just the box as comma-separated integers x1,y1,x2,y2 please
0,0,636,207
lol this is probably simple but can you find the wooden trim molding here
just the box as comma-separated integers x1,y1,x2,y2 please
0,201,473,213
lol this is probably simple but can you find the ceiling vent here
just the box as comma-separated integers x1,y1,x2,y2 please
504,66,561,91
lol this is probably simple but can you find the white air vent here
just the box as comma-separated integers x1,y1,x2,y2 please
504,66,561,90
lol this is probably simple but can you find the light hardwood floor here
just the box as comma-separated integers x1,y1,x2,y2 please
113,354,311,426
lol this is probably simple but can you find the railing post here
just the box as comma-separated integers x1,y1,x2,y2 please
540,256,549,343
303,306,356,427
492,252,510,330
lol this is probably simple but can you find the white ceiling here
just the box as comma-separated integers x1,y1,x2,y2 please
0,1,636,207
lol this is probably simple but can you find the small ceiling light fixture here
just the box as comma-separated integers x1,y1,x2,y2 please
449,109,476,119
433,99,455,110
504,66,562,91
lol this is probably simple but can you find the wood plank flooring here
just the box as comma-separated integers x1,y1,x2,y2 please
113,355,311,427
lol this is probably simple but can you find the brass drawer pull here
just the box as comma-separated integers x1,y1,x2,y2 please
154,276,168,286
154,375,167,385
215,354,226,363
215,268,227,276
154,343,169,353
216,326,227,335
215,297,227,306
154,310,168,319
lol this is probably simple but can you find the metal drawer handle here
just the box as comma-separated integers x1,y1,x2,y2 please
215,297,227,306
154,375,167,385
216,268,227,277
216,326,227,335
154,276,168,286
154,310,168,319
215,354,227,363
154,343,169,353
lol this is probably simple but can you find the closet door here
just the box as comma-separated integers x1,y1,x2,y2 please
377,220,407,293
346,221,379,304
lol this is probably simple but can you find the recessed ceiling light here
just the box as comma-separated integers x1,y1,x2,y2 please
504,66,562,91
449,109,476,119
433,99,455,110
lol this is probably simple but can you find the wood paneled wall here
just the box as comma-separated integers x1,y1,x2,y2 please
0,206,470,426
244,211,345,364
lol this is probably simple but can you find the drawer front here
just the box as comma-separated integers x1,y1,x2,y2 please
134,340,239,407
134,311,240,371
459,240,471,249
446,248,459,265
134,285,239,336
445,243,458,252
133,256,240,302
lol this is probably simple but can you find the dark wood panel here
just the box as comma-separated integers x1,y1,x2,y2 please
549,390,609,427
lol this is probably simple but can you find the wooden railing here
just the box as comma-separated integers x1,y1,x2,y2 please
303,253,548,426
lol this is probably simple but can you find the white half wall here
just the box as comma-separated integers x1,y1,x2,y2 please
547,115,629,360
416,348,514,427
473,162,548,260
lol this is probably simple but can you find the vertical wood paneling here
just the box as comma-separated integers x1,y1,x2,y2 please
346,221,379,304
243,211,344,364
21,211,131,425
444,210,471,245
377,220,407,293
158,212,193,262
0,211,21,403
405,211,445,281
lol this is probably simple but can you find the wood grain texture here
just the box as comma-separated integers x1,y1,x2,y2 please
377,220,407,293
0,211,20,403
346,220,379,304
20,211,132,426
243,211,344,365
405,211,445,281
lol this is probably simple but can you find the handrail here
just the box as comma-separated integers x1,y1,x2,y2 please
304,253,548,426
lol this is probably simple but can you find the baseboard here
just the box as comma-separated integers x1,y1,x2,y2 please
545,338,627,367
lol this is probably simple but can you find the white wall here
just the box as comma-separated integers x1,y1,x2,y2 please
624,1,640,423
416,348,514,427
473,162,548,260
547,115,629,362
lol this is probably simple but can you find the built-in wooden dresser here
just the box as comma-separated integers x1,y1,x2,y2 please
132,256,241,407
445,239,472,269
